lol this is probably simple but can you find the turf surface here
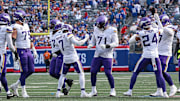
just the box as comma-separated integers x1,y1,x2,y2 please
0,72,180,101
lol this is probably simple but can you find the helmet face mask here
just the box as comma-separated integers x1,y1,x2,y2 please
0,13,11,25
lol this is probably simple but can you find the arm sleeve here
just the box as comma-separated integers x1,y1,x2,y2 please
129,34,138,44
164,27,174,36
154,13,163,29
109,31,119,48
70,36,88,46
6,33,16,52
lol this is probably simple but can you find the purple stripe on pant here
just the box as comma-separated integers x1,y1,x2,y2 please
0,54,9,92
130,57,166,92
90,57,115,88
17,48,35,86
155,55,173,87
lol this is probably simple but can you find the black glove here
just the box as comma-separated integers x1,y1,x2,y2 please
14,51,19,61
105,44,111,48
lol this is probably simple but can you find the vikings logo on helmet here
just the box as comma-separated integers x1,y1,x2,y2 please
139,17,151,29
96,15,108,30
14,10,27,23
49,19,63,30
0,13,11,25
159,14,170,26
61,24,74,32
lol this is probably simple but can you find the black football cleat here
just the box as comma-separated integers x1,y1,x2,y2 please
7,93,14,99
66,79,73,88
62,88,68,95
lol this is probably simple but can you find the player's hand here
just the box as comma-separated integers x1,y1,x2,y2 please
100,44,106,49
14,51,19,61
33,51,38,58
87,44,93,49
52,53,58,57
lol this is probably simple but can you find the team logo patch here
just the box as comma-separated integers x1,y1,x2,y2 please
21,51,23,54
114,30,117,33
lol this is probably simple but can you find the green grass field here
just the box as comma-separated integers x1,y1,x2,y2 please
1,72,180,101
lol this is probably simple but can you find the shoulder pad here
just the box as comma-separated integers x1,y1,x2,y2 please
6,26,13,33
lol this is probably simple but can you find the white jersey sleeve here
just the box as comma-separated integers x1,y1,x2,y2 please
109,28,119,48
55,33,79,64
0,25,14,54
13,23,31,49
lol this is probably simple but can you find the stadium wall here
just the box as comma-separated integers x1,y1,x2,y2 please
6,46,129,72
129,53,177,72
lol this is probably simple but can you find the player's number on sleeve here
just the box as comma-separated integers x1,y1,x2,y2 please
97,36,107,44
59,40,64,51
22,31,30,40
142,34,157,46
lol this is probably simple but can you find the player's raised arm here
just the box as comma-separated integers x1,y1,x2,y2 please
69,33,89,46
61,24,89,46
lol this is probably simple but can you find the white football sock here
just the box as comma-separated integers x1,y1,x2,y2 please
79,73,85,89
57,74,66,90
128,89,132,92
15,80,20,86
21,85,27,93
111,88,115,91
7,90,10,94
92,86,96,91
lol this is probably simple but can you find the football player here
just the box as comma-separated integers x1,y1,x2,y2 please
49,19,73,95
150,14,177,97
0,13,18,99
55,24,89,97
10,10,38,98
123,17,168,98
87,15,118,97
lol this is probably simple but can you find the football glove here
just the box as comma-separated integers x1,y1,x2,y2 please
100,44,111,49
32,46,38,58
87,44,93,49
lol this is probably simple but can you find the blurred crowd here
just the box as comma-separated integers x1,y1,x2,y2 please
0,0,180,47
